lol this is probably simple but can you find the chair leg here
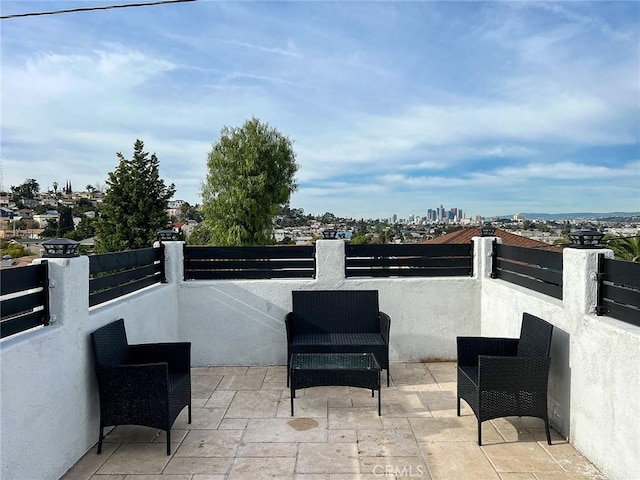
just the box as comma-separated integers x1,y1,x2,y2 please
477,420,482,446
188,403,192,424
544,419,552,445
166,429,171,456
387,368,390,387
456,397,460,416
97,422,104,454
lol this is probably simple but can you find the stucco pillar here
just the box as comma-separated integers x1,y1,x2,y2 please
159,240,185,284
33,255,89,328
473,235,501,280
562,247,614,315
315,239,346,287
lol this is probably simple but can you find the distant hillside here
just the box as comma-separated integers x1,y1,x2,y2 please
495,212,640,221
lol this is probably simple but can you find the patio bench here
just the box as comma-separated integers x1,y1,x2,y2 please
285,290,391,386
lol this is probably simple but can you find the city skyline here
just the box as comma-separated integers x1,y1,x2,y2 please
2,1,639,218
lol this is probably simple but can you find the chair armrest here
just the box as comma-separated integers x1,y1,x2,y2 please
379,312,391,344
478,355,551,391
457,337,519,367
128,342,191,374
96,363,170,400
285,312,295,344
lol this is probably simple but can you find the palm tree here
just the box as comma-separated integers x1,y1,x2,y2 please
604,234,640,262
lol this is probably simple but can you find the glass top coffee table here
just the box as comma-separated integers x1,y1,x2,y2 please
289,352,381,416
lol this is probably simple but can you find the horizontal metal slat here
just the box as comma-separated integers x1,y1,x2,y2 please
346,257,471,268
346,267,471,277
89,248,160,275
496,244,563,270
600,300,640,327
602,258,640,289
496,258,563,285
1,311,48,339
602,283,640,307
346,243,471,258
90,264,160,292
0,262,48,296
185,259,315,271
185,245,315,260
495,270,563,300
1,290,46,319
89,275,161,307
185,269,315,280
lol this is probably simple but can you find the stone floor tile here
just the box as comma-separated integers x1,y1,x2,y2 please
482,441,562,473
424,362,458,383
409,415,503,443
537,441,606,478
489,418,537,443
283,393,329,418
60,443,119,479
357,430,422,457
532,473,607,480
236,442,299,457
191,374,223,399
422,389,466,417
330,475,396,480
122,475,191,480
96,444,170,475
226,389,281,417
379,389,429,417
329,407,384,430
217,418,248,430
217,374,266,391
498,474,536,480
329,430,358,443
296,443,359,474
152,428,188,448
245,366,269,377
102,425,160,443
227,457,296,479
163,456,232,475
265,366,288,383
421,441,500,480
293,475,329,480
204,390,236,408
207,366,249,376
192,475,226,480
359,456,428,477
381,417,413,430
244,418,328,443
174,429,243,457
88,475,125,480
186,407,225,429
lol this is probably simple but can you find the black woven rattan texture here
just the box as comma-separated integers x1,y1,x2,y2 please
90,318,191,455
290,353,381,415
285,290,391,386
456,313,553,445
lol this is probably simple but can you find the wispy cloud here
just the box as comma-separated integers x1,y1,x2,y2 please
1,1,638,217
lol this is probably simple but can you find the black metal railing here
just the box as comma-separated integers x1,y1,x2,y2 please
345,243,473,277
184,245,316,280
596,255,640,326
89,247,163,307
1,262,50,338
491,242,563,299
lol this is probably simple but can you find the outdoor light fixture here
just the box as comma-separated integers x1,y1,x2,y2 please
157,229,179,242
478,224,497,237
42,238,80,258
322,229,337,239
568,230,605,249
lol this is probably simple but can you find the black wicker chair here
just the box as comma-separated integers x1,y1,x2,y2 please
90,318,191,455
457,313,554,446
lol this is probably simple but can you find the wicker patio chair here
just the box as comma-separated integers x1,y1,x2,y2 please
90,318,191,455
456,313,554,446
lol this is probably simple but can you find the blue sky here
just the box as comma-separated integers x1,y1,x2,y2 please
2,1,639,219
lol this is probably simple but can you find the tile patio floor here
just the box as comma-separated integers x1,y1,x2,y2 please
62,362,606,480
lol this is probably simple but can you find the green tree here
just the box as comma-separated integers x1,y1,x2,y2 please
10,179,39,201
95,140,175,252
58,206,74,236
200,118,298,245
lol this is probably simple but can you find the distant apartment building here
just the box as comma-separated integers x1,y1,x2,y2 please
167,200,186,218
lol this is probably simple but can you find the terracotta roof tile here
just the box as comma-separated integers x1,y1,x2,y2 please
420,227,562,251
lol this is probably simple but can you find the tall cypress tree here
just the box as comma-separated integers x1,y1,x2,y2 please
95,140,175,253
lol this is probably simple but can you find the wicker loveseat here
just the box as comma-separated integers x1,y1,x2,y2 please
90,318,191,455
285,290,391,386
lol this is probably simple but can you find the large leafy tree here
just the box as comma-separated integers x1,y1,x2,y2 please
95,140,175,252
200,118,298,245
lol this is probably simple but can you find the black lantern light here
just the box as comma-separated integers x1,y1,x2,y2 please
478,224,497,237
42,238,80,258
322,229,337,239
157,229,179,242
568,230,605,249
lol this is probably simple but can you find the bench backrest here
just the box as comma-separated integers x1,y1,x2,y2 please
292,290,380,333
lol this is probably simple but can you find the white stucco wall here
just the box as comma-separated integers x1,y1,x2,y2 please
177,240,480,366
1,240,638,480
479,244,640,480
0,256,178,480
